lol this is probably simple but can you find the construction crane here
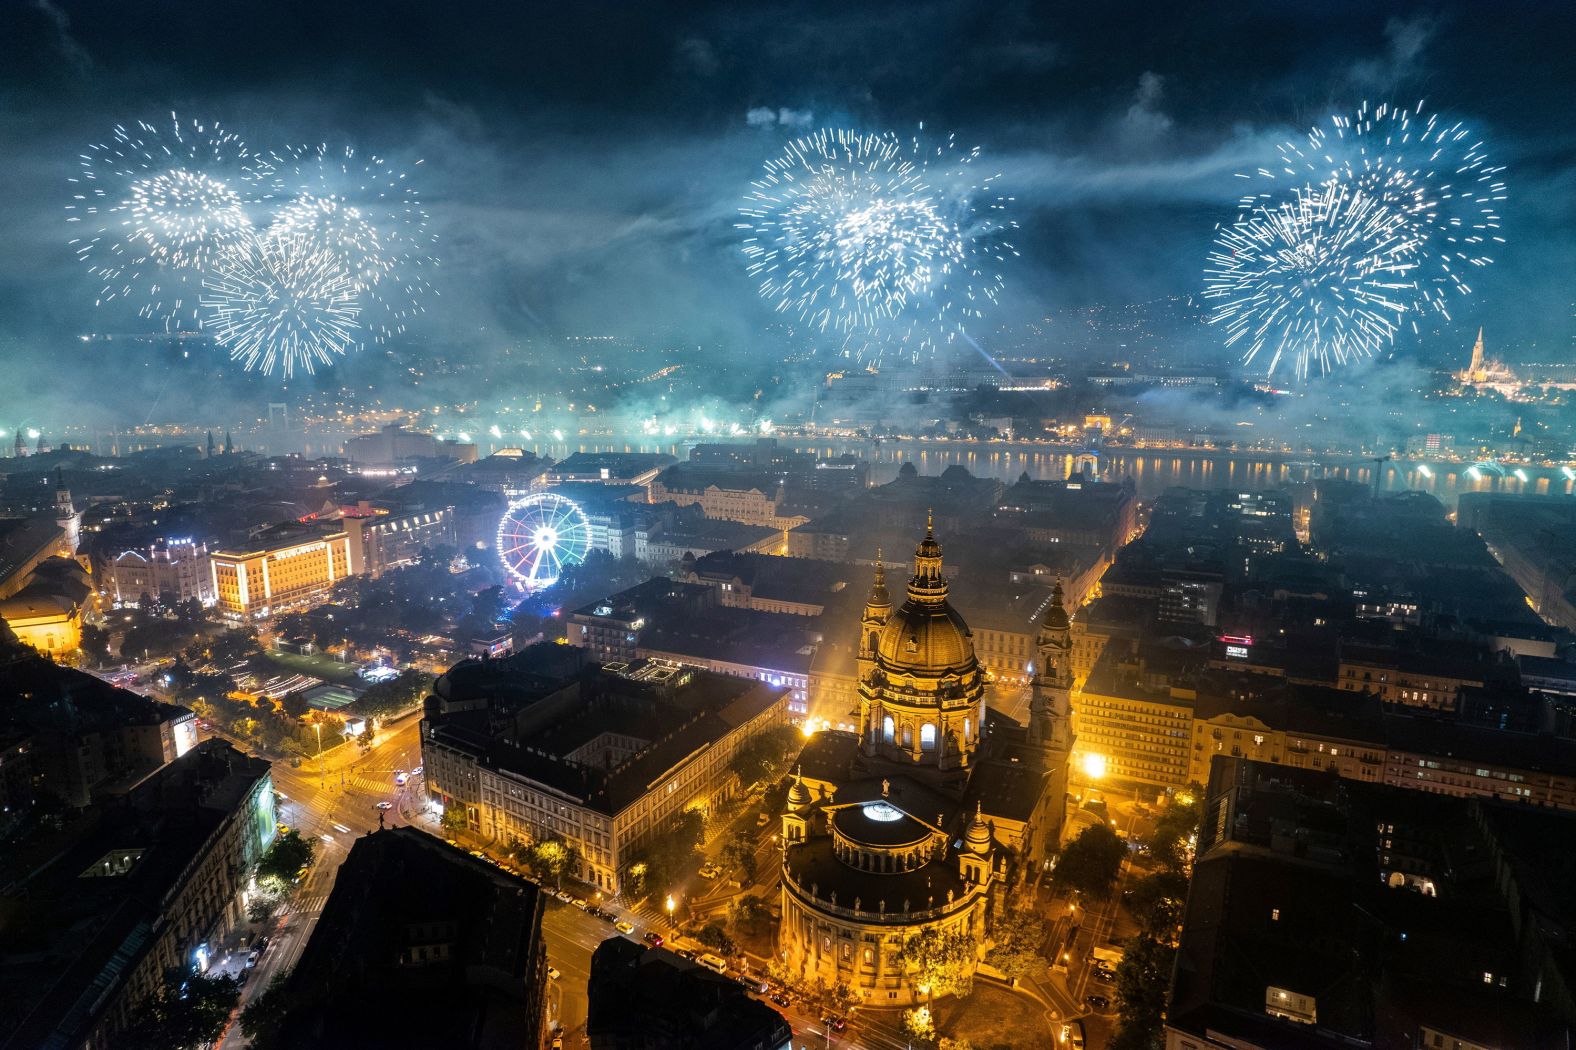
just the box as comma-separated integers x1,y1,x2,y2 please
1371,454,1391,497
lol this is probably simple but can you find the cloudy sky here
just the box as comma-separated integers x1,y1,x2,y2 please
1,0,1573,413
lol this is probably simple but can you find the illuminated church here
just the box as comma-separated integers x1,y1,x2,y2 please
779,518,1071,1005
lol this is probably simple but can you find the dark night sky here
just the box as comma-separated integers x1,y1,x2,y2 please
1,0,1573,415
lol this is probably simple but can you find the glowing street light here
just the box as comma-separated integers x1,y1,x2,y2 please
1082,752,1107,780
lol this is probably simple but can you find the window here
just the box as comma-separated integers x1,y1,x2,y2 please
882,716,895,744
920,724,937,751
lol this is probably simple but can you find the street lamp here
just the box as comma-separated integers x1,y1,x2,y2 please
665,894,675,937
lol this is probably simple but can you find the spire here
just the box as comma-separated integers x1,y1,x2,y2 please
867,550,891,611
910,510,946,600
788,766,810,808
1470,327,1485,373
1040,576,1070,632
224,431,233,454
965,801,992,854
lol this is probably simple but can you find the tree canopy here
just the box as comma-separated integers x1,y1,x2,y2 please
257,827,314,884
1052,822,1128,898
119,973,239,1050
897,926,978,1002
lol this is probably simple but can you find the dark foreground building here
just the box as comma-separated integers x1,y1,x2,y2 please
1167,757,1576,1049
264,827,547,1050
587,937,791,1050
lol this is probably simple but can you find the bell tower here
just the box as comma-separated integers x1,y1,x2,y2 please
54,468,79,557
857,554,892,754
1029,579,1073,751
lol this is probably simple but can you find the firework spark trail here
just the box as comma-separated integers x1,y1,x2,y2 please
66,113,259,328
201,232,362,379
739,128,1016,366
1204,180,1423,382
1247,100,1506,319
245,144,436,343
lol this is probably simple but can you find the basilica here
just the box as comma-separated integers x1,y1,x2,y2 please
779,518,1073,1005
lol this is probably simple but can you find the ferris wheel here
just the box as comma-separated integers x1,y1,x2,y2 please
496,492,591,590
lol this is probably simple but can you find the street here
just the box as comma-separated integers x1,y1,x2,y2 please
211,714,427,1050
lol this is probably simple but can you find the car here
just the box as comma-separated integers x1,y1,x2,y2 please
375,801,394,810
555,890,573,903
1091,965,1115,983
245,950,260,968
252,935,269,953
756,813,771,828
769,992,791,1008
642,931,664,947
469,850,486,859
1084,993,1111,1011
412,766,424,776
550,1036,563,1050
673,947,695,960
394,773,409,786
546,966,561,980
698,863,722,880
821,1016,846,1032
570,897,588,910
614,920,634,935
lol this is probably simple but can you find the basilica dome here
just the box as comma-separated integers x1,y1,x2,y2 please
877,599,975,673
873,516,977,676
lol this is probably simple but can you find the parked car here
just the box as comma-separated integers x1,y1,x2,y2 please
546,966,561,980
1084,993,1111,1011
698,862,722,879
642,931,664,947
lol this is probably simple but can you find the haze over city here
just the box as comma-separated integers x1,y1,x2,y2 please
1,3,1574,1050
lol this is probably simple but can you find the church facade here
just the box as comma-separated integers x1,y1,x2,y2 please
778,519,1073,1006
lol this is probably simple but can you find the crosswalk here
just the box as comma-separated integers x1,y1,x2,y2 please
282,893,328,919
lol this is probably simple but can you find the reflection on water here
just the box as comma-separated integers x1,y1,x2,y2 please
303,433,1572,508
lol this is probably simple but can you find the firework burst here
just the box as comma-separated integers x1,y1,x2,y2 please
1204,180,1422,382
739,128,1016,365
246,144,436,342
66,114,259,328
1245,100,1506,317
201,232,362,378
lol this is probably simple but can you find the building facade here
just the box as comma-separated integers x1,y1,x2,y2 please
422,655,789,894
343,506,456,578
210,524,353,621
108,537,215,606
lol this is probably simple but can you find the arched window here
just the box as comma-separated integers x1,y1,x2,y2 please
882,716,895,744
920,723,937,750
902,725,913,747
867,631,878,652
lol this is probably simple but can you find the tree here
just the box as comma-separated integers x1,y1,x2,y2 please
730,893,772,937
257,828,315,884
531,836,579,889
722,830,757,880
1052,823,1127,898
697,920,736,956
352,669,432,719
627,807,705,899
119,973,239,1050
238,970,292,1050
280,689,311,720
1125,869,1188,938
440,805,469,837
1111,935,1176,1050
1149,787,1204,873
79,623,111,666
984,906,1046,983
897,926,978,1006
729,724,802,787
